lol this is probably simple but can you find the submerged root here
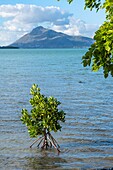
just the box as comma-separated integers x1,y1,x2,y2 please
30,132,60,153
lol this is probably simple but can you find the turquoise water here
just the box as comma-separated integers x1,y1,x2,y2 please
0,49,113,169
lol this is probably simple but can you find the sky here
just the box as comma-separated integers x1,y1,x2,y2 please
0,0,106,46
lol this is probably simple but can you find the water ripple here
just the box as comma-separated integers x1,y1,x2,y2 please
0,49,113,169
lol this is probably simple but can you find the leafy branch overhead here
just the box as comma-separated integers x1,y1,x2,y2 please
62,0,113,78
82,0,113,78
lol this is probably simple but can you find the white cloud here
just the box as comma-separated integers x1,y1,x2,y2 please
0,27,24,46
0,4,72,30
0,4,18,18
52,17,99,38
0,4,99,46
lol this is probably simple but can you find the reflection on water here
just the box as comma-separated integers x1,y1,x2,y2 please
25,153,67,170
0,151,67,170
0,49,113,169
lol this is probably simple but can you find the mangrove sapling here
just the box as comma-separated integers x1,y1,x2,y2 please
21,84,66,153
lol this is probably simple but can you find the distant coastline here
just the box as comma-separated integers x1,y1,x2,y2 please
0,46,19,49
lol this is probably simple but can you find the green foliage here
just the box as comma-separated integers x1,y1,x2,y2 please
57,0,73,4
59,0,113,78
67,0,73,4
59,0,102,9
82,21,113,78
82,0,113,78
84,0,101,11
103,0,113,20
21,84,66,138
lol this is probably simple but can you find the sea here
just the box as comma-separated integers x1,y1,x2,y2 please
0,49,113,170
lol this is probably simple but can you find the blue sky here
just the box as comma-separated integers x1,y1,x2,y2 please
0,0,105,46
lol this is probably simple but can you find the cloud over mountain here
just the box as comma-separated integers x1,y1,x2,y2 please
0,4,99,46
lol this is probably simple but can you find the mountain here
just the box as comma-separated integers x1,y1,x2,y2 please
10,26,94,48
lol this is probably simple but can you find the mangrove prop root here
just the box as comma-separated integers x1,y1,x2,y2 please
30,132,60,153
37,137,44,148
30,136,43,148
